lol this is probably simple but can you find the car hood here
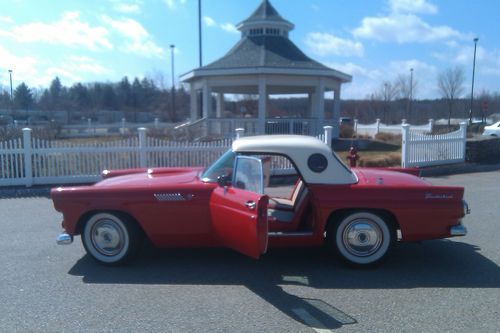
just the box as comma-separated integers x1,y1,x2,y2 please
95,167,203,188
352,167,431,187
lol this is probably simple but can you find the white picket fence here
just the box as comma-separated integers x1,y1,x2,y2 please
0,128,231,187
355,119,433,137
0,127,334,187
401,123,467,167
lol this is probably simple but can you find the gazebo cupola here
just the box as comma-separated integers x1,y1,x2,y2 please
237,0,294,38
180,0,352,138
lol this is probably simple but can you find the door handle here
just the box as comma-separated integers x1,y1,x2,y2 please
245,201,256,210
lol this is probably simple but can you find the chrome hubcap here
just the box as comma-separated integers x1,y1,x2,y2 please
91,220,125,256
342,219,383,257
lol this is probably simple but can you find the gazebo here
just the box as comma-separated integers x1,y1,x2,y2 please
180,0,352,138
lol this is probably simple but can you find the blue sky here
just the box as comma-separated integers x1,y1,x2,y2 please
0,0,499,99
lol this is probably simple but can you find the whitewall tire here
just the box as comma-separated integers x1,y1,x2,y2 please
330,212,394,267
82,212,141,265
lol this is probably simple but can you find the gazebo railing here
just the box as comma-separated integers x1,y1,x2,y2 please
206,118,319,137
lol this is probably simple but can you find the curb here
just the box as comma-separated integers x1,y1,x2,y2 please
419,162,500,177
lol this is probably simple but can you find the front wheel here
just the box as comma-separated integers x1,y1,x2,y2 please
328,212,394,267
82,212,142,265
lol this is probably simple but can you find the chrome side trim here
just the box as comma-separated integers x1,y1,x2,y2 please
450,225,467,236
56,233,73,245
268,231,314,237
154,193,190,202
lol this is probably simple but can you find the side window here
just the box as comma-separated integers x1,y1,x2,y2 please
233,156,264,194
261,155,301,199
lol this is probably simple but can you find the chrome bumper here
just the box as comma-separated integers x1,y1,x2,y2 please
56,233,73,245
450,224,467,236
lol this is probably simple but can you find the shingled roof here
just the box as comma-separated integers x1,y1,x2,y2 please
182,0,351,83
202,36,331,71
237,0,293,28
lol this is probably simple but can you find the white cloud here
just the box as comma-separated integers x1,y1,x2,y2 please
305,32,364,57
220,23,238,34
2,12,112,50
202,16,238,34
114,3,141,14
442,44,500,77
311,4,320,12
203,16,216,27
0,46,38,83
352,13,465,43
102,15,164,58
389,0,438,15
44,55,111,85
165,0,186,10
0,16,14,24
328,62,381,80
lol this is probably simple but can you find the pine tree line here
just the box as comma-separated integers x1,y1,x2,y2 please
0,76,190,122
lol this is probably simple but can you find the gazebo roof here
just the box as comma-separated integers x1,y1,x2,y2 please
203,36,331,71
181,0,352,83
236,0,293,31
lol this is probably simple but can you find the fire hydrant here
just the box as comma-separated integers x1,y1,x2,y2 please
346,147,359,168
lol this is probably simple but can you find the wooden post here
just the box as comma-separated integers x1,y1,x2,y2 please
235,128,245,139
323,126,333,148
22,128,33,187
138,128,147,168
459,122,467,162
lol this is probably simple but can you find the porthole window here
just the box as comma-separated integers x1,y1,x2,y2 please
308,154,328,173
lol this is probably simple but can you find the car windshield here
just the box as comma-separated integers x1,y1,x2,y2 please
201,149,236,182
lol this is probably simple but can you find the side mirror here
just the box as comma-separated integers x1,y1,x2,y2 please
217,174,229,188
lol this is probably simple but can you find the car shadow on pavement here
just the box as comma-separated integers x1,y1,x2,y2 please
68,239,500,331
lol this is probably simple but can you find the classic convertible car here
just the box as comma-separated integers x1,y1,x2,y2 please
53,135,470,267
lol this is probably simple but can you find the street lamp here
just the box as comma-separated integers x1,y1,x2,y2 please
408,68,413,122
198,0,203,67
469,37,479,124
170,44,176,120
8,69,13,102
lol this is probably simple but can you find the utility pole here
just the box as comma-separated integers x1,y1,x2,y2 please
409,68,413,123
170,44,176,121
198,0,203,67
8,69,13,111
469,37,479,124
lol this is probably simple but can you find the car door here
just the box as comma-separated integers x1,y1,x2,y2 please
210,156,269,259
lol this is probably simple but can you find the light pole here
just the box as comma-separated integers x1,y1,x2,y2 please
469,37,479,124
170,44,176,120
8,69,13,100
8,69,13,111
198,0,202,67
408,68,413,122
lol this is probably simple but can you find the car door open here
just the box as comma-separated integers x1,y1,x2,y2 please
210,156,269,259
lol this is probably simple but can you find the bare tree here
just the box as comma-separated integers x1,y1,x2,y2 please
395,73,418,122
437,66,465,126
378,81,398,123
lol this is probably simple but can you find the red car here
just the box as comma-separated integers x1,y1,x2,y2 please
53,135,470,267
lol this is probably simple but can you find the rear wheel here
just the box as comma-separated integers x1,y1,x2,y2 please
82,212,142,265
328,211,394,267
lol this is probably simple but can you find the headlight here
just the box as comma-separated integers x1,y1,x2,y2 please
463,200,471,215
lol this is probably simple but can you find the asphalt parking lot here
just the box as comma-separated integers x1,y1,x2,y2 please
0,171,499,332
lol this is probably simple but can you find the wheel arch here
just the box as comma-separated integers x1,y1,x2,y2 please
325,208,400,240
75,209,145,237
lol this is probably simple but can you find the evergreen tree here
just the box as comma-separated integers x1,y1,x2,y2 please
13,82,34,110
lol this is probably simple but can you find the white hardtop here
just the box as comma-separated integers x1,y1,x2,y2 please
232,135,357,185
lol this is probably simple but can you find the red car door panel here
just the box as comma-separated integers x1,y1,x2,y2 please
210,186,268,259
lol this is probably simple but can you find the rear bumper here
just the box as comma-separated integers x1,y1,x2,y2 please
56,232,73,245
449,224,467,236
